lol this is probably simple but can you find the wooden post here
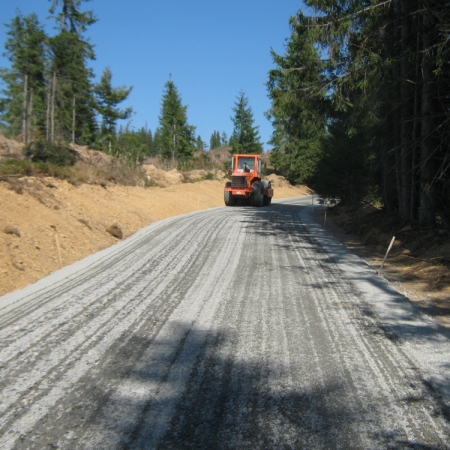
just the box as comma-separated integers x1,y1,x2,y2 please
55,233,63,269
378,236,396,276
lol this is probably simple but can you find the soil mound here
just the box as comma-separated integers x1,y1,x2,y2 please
71,143,112,165
143,165,184,187
0,133,24,159
266,174,293,188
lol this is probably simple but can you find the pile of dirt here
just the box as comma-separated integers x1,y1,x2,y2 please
182,169,227,182
0,133,24,159
71,143,112,165
0,135,110,165
266,173,294,188
143,164,186,187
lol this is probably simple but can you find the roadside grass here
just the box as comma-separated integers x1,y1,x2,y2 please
0,159,76,179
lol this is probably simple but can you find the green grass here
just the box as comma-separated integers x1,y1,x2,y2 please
0,159,76,179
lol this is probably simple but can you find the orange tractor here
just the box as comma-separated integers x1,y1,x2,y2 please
224,154,274,207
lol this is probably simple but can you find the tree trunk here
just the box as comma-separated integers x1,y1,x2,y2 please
28,87,33,143
46,77,51,141
71,95,76,144
419,3,436,226
393,0,403,213
51,71,56,142
410,33,421,221
22,73,28,143
172,123,176,162
399,0,414,221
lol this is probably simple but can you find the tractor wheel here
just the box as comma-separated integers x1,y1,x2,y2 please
262,181,272,206
224,182,237,206
263,195,272,206
250,181,264,207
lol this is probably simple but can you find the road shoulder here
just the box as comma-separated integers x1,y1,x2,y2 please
299,203,450,412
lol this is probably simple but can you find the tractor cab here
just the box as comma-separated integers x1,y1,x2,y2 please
230,155,260,176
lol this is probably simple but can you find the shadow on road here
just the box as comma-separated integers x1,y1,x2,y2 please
85,321,447,449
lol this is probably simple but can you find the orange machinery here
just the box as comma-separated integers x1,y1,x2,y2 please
224,154,273,207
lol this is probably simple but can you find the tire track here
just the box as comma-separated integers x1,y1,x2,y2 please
0,209,233,447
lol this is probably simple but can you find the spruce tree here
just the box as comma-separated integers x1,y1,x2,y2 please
0,13,47,142
94,67,132,150
47,30,96,143
221,131,228,147
196,135,206,151
209,130,221,150
266,12,327,185
47,0,97,144
152,127,164,156
230,91,262,154
158,80,196,162
137,126,153,156
49,0,96,33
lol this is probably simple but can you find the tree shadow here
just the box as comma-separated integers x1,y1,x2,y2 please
74,321,449,449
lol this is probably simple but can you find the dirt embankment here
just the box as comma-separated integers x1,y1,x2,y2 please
0,166,310,296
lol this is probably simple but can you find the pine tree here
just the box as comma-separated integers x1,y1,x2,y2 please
47,0,97,144
221,131,228,147
230,91,262,154
46,30,96,143
0,13,47,142
158,80,196,162
94,67,132,150
152,127,164,156
115,125,146,166
209,130,221,150
137,126,153,156
196,135,206,151
266,12,327,185
49,0,96,33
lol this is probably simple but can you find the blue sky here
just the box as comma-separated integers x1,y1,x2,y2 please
0,0,305,150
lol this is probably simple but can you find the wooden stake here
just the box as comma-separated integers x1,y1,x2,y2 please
55,233,63,269
378,236,396,276
324,210,327,229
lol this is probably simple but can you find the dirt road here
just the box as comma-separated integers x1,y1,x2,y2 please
1,197,450,448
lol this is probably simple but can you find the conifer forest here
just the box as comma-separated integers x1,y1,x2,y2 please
267,0,450,229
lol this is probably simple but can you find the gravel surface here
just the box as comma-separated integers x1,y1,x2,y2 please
1,196,450,449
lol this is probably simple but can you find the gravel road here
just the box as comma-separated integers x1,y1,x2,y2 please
1,196,450,449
